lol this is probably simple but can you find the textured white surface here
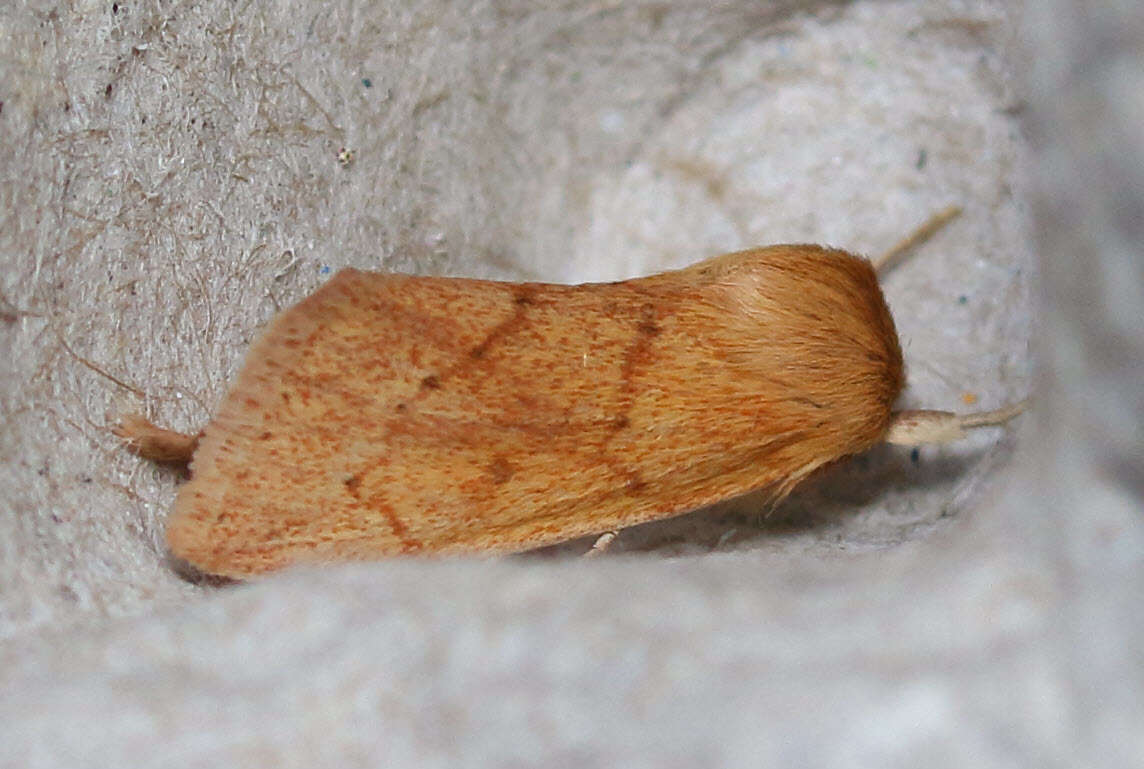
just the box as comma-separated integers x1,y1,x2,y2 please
0,0,1139,766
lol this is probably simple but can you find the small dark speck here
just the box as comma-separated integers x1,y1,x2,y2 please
112,2,118,13
0,101,4,115
362,77,372,88
420,374,441,390
488,457,514,484
916,148,927,170
81,476,92,483
958,295,968,305
105,83,112,99
395,402,408,414
910,448,921,464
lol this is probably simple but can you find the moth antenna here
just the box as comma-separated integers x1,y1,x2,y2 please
871,205,962,273
113,414,201,465
883,400,1028,446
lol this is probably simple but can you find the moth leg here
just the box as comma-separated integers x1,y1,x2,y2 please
884,400,1028,446
112,414,201,464
872,205,962,273
583,530,619,558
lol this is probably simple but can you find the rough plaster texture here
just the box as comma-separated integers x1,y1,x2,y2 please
0,0,1139,766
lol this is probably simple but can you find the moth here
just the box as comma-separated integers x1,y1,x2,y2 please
117,208,1024,578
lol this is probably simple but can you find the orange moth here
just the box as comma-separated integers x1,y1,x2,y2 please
117,208,1023,578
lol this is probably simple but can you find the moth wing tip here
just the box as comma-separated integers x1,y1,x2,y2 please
164,504,215,573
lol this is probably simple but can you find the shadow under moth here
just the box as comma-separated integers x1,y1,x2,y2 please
117,208,1024,578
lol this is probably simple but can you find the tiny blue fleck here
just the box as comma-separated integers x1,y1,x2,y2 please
320,265,331,275
362,78,372,88
958,295,968,304
910,448,921,464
